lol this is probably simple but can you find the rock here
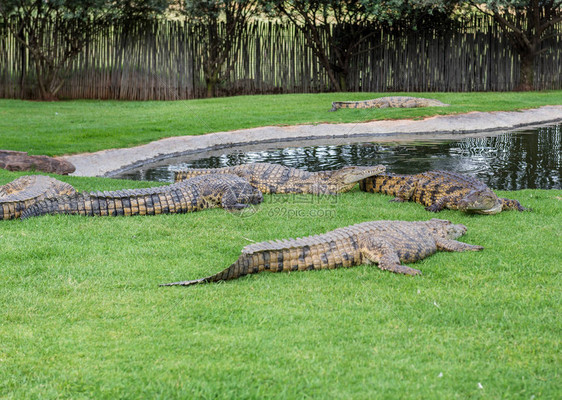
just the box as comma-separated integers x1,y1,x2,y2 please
0,150,75,175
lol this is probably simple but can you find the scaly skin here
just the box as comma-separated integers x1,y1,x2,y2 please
20,174,262,219
0,175,76,220
329,96,449,112
161,219,483,286
175,163,386,194
360,170,528,214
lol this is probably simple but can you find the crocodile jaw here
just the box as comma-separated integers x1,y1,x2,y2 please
446,223,468,239
457,190,502,214
473,201,503,215
427,218,467,239
460,198,502,215
338,165,386,184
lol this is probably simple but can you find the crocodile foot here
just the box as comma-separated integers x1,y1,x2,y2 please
381,264,422,275
424,204,443,213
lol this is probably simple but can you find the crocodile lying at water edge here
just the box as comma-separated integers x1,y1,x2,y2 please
329,96,449,112
21,174,262,219
175,163,386,194
161,218,483,286
0,175,76,220
360,170,528,214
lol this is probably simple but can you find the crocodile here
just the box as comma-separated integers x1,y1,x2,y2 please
359,170,528,214
329,96,449,112
161,218,483,286
20,174,263,219
0,175,76,220
175,163,386,194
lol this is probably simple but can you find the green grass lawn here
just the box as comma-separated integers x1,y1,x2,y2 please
1,91,561,156
1,170,560,399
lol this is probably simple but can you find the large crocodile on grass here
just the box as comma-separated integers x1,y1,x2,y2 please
20,174,262,219
0,175,76,220
175,163,386,194
360,170,527,214
329,96,449,112
161,218,483,286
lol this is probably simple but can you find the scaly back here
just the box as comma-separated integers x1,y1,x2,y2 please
241,220,437,254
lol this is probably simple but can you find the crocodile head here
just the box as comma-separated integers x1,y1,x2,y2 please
457,189,502,215
331,165,386,185
426,218,467,239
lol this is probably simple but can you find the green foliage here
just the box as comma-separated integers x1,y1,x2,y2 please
0,91,561,156
263,0,461,91
0,168,560,398
363,0,459,27
175,0,259,97
0,0,170,27
179,0,251,18
468,0,562,44
0,0,170,99
468,0,562,89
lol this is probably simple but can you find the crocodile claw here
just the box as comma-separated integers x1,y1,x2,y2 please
424,204,443,212
226,203,250,211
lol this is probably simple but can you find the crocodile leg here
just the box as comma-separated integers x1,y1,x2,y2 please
424,196,453,212
309,182,340,195
435,237,484,252
221,190,245,210
220,186,263,210
359,236,421,276
500,198,529,211
389,180,416,203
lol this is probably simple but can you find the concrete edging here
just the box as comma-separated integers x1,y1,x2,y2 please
60,105,562,177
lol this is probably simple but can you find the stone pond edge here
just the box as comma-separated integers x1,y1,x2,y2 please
60,105,562,178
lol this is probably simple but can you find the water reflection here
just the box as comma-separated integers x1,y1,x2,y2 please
116,124,562,190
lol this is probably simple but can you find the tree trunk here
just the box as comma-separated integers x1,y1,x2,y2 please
206,70,218,98
206,80,215,98
516,50,535,91
314,50,341,91
35,63,59,101
38,85,59,101
338,72,347,92
324,67,342,91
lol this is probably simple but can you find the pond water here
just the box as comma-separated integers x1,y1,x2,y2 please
115,124,562,190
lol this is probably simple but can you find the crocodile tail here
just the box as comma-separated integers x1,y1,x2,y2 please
20,193,91,219
160,254,256,286
360,174,408,196
1,200,26,220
